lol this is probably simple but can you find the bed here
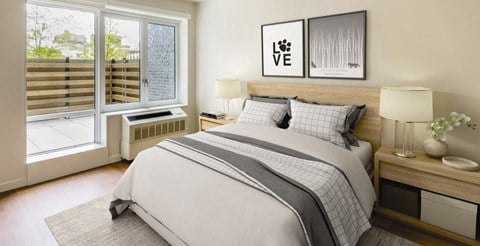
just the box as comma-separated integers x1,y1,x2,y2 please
110,82,381,246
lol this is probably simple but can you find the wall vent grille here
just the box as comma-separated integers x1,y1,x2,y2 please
121,108,188,160
132,119,186,142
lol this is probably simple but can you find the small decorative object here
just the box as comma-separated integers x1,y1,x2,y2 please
379,87,433,158
308,10,366,80
423,138,448,158
261,19,304,77
215,78,241,120
442,156,479,171
424,112,476,157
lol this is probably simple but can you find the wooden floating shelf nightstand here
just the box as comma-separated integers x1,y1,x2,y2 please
374,146,480,245
198,116,236,131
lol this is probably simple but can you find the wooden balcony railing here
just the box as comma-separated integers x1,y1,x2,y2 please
26,58,140,116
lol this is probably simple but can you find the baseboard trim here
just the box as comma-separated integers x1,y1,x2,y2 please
0,178,27,193
108,154,122,164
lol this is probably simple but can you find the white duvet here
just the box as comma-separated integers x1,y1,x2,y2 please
112,123,376,246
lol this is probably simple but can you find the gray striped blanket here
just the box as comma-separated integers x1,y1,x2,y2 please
155,131,370,246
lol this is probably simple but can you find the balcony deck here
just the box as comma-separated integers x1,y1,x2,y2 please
27,115,94,155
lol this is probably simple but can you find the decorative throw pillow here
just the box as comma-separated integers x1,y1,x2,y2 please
242,95,297,128
237,100,288,127
289,98,366,148
288,99,353,148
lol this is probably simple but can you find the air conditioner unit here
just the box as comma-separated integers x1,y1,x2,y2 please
121,108,188,160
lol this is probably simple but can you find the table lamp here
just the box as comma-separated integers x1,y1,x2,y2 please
380,87,433,158
215,78,241,120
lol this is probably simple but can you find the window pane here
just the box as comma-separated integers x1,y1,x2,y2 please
104,17,140,105
147,23,176,101
26,4,95,155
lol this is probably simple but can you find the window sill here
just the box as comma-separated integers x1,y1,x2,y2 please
101,103,187,117
27,143,106,164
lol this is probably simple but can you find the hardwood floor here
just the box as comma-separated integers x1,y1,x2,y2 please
0,161,461,246
0,162,129,246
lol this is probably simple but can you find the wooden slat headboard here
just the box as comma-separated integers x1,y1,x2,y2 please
247,82,381,152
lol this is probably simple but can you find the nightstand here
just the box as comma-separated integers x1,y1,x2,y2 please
198,116,236,131
374,146,480,245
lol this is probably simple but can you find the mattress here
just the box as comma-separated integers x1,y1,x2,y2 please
351,140,373,168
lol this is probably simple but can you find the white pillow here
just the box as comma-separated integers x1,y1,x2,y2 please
236,100,287,127
288,99,353,148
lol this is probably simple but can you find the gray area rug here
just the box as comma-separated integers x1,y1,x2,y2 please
46,195,418,246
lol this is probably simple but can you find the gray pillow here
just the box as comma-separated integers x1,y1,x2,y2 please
344,104,366,147
288,99,353,149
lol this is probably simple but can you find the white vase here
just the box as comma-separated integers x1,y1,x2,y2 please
423,138,448,158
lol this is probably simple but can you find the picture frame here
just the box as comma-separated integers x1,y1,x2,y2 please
308,10,366,80
261,19,304,77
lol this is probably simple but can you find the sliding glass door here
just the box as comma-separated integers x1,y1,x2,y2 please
26,3,96,155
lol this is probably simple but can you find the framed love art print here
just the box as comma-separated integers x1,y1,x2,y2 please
261,19,304,77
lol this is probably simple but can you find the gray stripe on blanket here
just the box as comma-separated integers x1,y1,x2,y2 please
173,136,338,246
207,131,363,210
207,131,348,176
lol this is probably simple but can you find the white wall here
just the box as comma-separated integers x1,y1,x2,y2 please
0,0,27,192
0,0,196,192
196,0,480,161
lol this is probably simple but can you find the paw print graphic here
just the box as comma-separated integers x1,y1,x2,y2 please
277,39,291,52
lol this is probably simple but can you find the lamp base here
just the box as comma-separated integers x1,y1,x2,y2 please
393,121,416,158
222,98,234,121
392,150,416,158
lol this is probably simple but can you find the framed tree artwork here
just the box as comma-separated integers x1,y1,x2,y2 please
308,11,366,80
262,19,304,77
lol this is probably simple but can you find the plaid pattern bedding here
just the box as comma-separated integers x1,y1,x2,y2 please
237,100,287,126
289,99,353,148
158,131,370,246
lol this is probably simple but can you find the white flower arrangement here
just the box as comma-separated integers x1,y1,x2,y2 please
427,112,476,141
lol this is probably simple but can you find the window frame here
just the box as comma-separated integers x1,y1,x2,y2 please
29,0,184,114
26,0,188,154
100,12,181,113
100,13,144,112
142,19,179,107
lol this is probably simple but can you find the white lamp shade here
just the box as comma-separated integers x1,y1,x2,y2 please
379,86,433,122
215,78,241,99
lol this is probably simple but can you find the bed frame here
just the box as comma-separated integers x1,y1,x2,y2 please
247,81,381,152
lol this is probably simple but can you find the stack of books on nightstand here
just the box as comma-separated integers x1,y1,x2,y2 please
200,111,226,119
